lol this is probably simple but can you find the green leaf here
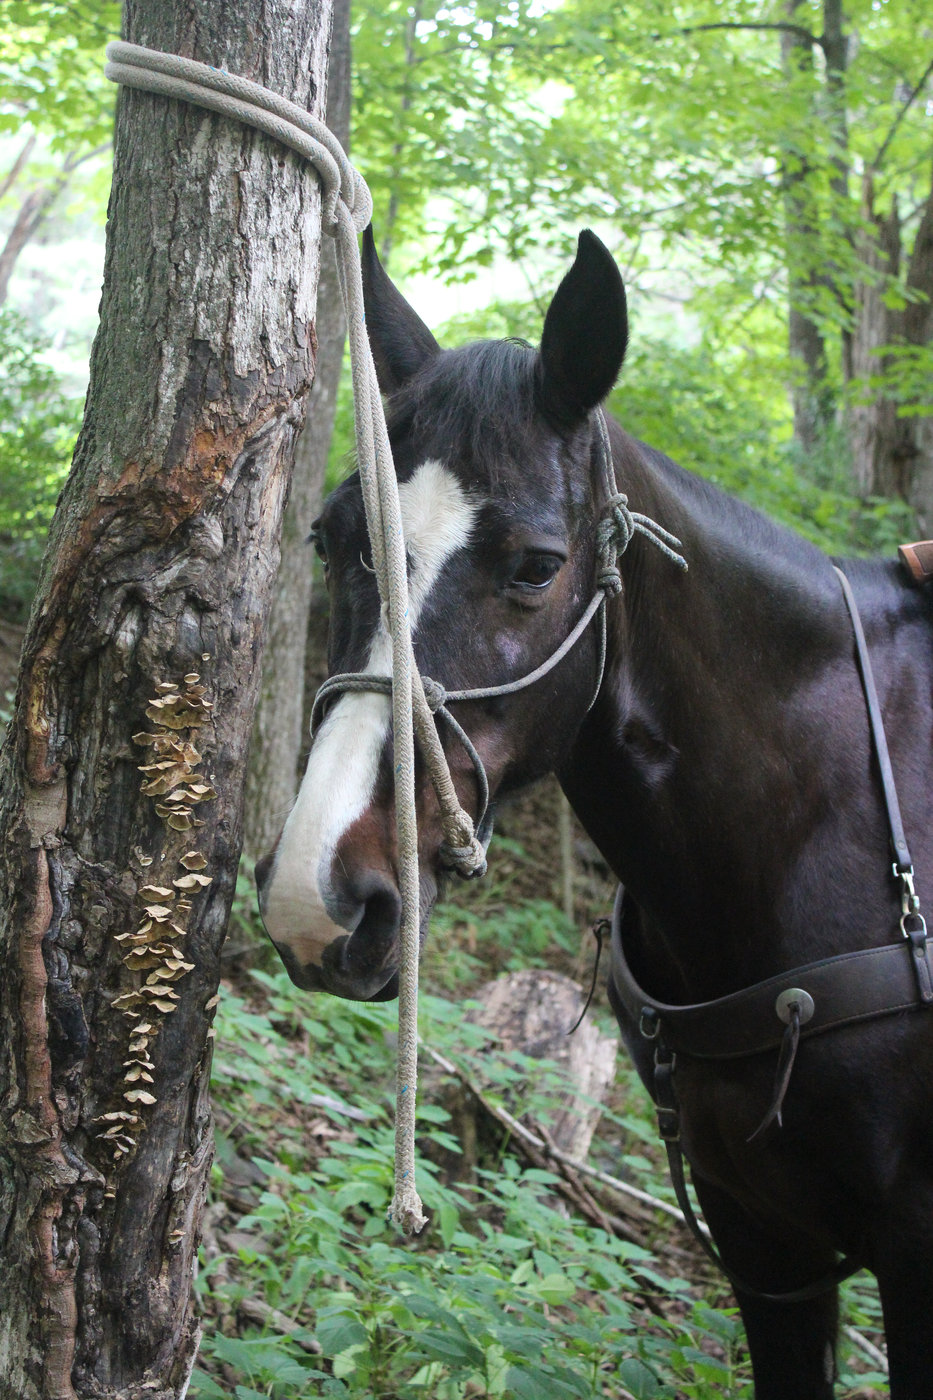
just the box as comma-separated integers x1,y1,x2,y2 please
438,1200,460,1248
316,1312,368,1356
618,1357,664,1399
530,1271,576,1306
506,1365,582,1399
186,1369,229,1400
416,1329,486,1368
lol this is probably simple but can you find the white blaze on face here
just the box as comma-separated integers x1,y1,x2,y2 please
261,459,479,965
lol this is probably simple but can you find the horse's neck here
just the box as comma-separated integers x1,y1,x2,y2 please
563,439,896,999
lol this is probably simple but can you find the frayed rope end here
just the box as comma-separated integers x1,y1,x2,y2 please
388,1187,428,1236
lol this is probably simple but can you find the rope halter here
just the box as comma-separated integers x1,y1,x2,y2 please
310,407,688,868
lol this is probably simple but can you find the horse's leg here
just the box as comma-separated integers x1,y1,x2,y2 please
693,1177,839,1400
874,1228,933,1399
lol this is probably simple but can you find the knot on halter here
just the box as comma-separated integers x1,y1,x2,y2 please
439,837,488,880
596,491,689,585
596,493,635,595
439,810,488,879
421,676,448,713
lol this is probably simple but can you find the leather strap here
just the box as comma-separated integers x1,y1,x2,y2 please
834,565,913,872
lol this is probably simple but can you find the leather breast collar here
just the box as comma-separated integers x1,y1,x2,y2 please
610,889,933,1062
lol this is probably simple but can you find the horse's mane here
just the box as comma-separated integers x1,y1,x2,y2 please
623,431,842,584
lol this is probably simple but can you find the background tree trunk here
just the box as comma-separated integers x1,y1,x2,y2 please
243,0,350,860
0,135,38,204
0,0,331,1395
848,169,933,532
0,147,109,308
780,2,831,455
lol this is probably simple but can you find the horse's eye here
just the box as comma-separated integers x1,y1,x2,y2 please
309,526,329,571
511,554,562,590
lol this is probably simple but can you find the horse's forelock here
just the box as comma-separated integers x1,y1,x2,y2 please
388,339,546,488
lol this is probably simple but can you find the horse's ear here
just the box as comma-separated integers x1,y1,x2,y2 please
537,229,628,427
361,225,441,394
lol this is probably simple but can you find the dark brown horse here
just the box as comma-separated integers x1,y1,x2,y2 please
257,228,933,1398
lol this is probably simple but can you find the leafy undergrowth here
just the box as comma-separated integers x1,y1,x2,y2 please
191,814,888,1399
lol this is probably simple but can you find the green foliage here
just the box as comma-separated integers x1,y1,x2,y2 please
351,0,548,265
192,968,757,1399
0,310,80,621
2,0,929,593
190,952,887,1399
0,2,119,148
348,0,932,448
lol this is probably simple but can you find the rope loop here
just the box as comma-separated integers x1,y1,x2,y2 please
104,42,372,233
421,677,448,713
104,44,688,1240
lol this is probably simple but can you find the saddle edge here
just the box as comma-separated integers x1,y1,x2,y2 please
898,539,933,584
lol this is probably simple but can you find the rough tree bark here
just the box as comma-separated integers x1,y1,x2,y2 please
243,0,350,859
0,0,332,1395
849,168,933,533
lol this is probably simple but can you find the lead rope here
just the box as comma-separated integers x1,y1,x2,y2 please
105,41,486,1234
105,45,691,1234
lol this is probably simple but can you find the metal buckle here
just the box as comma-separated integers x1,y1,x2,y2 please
774,987,815,1026
902,911,929,940
896,866,926,940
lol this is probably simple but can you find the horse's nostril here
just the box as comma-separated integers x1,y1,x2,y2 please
346,872,402,939
314,871,403,1000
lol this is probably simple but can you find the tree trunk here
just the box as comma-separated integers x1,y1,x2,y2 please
381,0,424,266
0,0,331,1394
899,170,933,532
0,185,54,307
848,168,933,532
0,135,37,205
849,174,902,499
819,0,853,384
243,0,350,860
780,1,830,454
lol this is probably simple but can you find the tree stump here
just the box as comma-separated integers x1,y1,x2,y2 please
466,968,617,1163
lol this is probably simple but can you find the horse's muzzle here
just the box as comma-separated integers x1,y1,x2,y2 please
256,853,405,1002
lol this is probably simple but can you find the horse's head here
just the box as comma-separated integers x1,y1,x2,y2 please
256,228,628,1000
